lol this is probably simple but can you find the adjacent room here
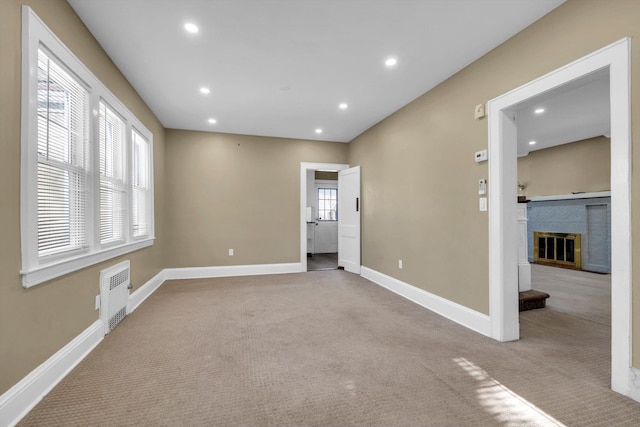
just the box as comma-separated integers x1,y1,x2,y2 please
2,1,640,426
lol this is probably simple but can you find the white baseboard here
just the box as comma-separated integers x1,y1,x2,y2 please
165,262,302,280
628,367,640,403
0,320,103,427
361,267,491,337
128,269,167,313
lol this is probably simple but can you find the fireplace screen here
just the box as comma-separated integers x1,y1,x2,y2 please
533,232,582,269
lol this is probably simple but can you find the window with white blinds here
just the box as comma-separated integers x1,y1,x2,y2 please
21,8,154,287
131,130,150,238
36,49,89,256
99,102,126,245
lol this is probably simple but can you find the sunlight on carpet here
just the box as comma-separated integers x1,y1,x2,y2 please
454,357,566,427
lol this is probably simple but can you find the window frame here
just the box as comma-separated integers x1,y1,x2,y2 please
20,7,154,288
316,183,338,222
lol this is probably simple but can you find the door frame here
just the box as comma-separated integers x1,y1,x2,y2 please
487,38,631,395
300,162,350,272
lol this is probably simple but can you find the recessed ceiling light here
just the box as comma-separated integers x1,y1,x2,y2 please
208,118,217,124
534,108,545,114
184,23,199,34
200,87,210,94
339,103,348,110
385,57,397,67
529,140,536,145
315,128,323,134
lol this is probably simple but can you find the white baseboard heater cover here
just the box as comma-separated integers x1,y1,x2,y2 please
100,260,131,335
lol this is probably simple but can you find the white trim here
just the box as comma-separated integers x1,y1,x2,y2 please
361,267,491,337
0,320,103,427
528,191,611,202
488,38,633,398
21,238,154,288
165,263,301,280
300,162,350,272
127,269,166,313
629,368,640,402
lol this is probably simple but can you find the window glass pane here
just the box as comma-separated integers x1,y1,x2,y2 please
317,188,338,221
36,49,88,257
99,101,126,244
37,49,88,168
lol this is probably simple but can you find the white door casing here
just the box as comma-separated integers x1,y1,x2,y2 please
300,163,350,272
338,166,361,274
487,38,631,397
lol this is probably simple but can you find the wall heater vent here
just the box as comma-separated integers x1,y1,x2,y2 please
100,260,131,335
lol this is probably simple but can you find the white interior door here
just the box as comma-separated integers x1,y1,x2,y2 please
338,166,361,274
314,181,338,253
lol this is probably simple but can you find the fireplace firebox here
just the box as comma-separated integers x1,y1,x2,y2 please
533,231,582,270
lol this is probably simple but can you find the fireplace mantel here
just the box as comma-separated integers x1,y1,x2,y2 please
528,191,610,202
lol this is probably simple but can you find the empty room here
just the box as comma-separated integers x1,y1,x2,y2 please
2,1,640,426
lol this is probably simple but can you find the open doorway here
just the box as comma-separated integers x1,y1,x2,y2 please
308,172,339,271
512,68,612,387
487,38,632,397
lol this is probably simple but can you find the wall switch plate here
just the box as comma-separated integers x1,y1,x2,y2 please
474,103,486,119
474,150,488,163
479,198,488,212
228,248,234,256
95,295,100,311
398,259,403,269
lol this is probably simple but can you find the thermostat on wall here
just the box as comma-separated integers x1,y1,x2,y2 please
475,149,488,163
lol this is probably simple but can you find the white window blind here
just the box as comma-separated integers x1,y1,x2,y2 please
131,130,150,238
36,48,89,257
99,102,127,245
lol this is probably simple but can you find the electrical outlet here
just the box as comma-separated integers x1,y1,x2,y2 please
398,259,403,269
95,295,100,311
228,248,234,256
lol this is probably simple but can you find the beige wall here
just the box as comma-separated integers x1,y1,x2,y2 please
0,0,166,394
164,130,348,267
348,0,640,365
518,136,610,198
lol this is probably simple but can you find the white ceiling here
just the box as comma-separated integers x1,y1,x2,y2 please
514,68,610,157
67,0,565,143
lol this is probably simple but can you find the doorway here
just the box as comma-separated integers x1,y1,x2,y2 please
299,162,361,274
487,38,631,396
309,177,339,271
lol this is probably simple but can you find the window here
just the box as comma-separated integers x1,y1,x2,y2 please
99,102,126,245
131,130,151,238
21,7,154,287
318,188,338,221
36,49,89,258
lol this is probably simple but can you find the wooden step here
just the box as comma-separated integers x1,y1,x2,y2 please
519,290,550,312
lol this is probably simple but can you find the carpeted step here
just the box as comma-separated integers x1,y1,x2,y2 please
519,289,550,312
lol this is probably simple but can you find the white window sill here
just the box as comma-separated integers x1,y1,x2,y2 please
21,238,154,288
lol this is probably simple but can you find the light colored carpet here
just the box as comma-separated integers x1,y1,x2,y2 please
19,270,640,426
530,263,611,327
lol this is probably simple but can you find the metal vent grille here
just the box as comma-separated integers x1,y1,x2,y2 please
100,260,131,335
110,269,129,290
108,307,127,331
